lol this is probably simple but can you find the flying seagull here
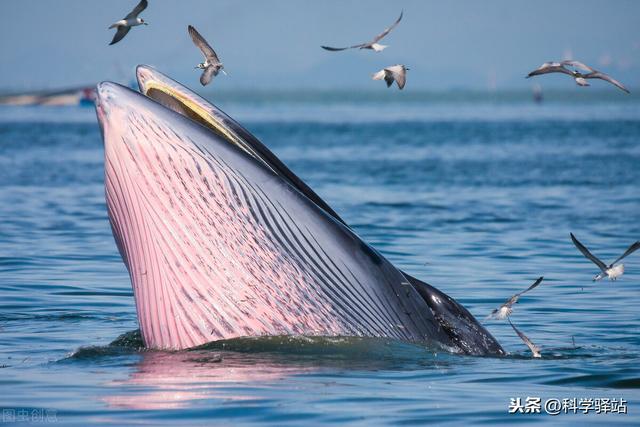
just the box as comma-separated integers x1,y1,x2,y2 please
570,233,640,281
188,25,225,86
526,60,629,93
321,11,403,52
486,277,544,320
372,65,409,90
108,0,148,45
509,318,541,358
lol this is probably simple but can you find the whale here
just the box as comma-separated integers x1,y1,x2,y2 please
95,65,504,356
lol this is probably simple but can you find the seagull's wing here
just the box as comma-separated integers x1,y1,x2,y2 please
527,62,573,78
570,233,608,272
503,277,543,307
384,75,394,88
125,0,148,19
321,43,366,51
387,65,406,89
514,276,544,298
371,10,403,43
611,241,640,266
502,276,544,307
200,66,218,86
561,60,594,73
188,25,221,63
509,318,541,356
585,72,630,93
109,26,131,45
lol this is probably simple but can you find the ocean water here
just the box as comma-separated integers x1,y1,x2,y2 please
0,91,639,425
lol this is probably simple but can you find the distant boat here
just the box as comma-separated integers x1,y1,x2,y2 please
0,86,96,107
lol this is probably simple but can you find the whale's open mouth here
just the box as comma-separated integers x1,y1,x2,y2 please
95,66,504,355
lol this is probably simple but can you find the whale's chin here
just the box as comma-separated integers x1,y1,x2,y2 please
94,65,504,356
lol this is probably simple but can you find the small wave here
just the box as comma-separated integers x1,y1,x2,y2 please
0,312,99,322
545,374,640,389
64,332,442,364
65,330,144,360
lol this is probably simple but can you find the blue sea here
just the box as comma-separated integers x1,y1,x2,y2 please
0,90,639,425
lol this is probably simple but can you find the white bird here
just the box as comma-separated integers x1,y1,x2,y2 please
486,277,544,320
526,60,629,93
188,25,225,86
570,233,640,281
372,64,409,90
509,318,541,358
321,11,403,52
108,0,148,46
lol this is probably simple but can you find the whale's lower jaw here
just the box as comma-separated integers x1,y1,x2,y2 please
103,130,395,350
96,67,505,355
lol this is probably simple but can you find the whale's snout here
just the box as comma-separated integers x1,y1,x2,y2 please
94,82,120,145
95,82,120,119
94,82,110,130
94,81,138,141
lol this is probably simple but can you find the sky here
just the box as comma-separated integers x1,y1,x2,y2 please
1,0,639,91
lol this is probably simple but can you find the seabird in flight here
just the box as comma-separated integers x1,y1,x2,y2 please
321,11,403,52
372,64,408,90
526,60,629,93
188,25,226,86
108,0,148,45
570,233,639,281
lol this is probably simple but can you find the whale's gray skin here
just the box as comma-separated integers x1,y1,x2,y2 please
95,66,504,355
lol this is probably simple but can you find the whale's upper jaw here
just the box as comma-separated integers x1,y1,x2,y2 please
135,65,257,162
95,74,504,356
